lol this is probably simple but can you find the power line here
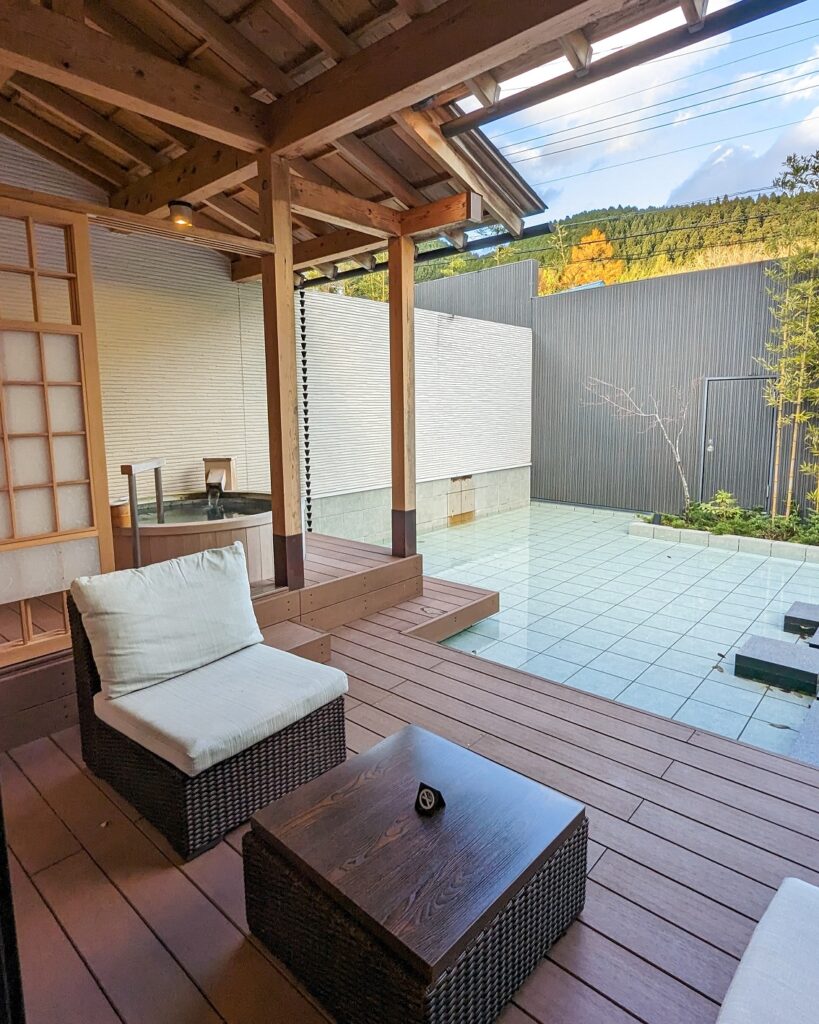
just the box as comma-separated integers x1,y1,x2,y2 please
508,75,819,165
500,52,819,155
528,114,819,188
491,23,819,142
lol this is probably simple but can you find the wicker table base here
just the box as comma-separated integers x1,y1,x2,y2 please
244,816,588,1024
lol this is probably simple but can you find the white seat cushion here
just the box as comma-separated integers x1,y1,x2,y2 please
717,877,819,1024
93,642,348,776
71,542,263,699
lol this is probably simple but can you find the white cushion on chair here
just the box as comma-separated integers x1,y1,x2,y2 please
717,876,819,1023
71,542,263,699
92,641,348,776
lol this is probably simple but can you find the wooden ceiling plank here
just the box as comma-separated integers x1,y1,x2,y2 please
10,75,164,170
393,108,522,235
201,194,260,234
0,95,129,187
51,0,85,20
156,0,292,96
0,0,267,150
264,0,614,156
268,0,359,60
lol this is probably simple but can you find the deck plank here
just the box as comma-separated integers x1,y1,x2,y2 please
8,569,819,1024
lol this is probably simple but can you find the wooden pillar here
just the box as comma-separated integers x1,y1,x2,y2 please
388,234,416,556
258,150,304,589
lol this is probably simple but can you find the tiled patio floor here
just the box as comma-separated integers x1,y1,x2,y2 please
421,502,817,757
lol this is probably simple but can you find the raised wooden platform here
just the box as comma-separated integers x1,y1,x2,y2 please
5,575,819,1024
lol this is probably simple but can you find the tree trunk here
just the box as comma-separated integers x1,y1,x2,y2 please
785,351,806,518
770,389,785,518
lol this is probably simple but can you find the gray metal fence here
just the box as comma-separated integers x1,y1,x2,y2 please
417,258,801,514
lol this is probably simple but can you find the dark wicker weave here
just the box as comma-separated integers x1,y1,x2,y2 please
68,596,346,860
244,816,588,1024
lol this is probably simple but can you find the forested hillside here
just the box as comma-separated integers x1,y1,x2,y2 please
333,189,819,301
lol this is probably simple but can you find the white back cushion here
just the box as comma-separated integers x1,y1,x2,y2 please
71,542,263,699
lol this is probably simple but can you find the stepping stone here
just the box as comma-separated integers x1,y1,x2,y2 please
784,602,819,634
735,636,819,696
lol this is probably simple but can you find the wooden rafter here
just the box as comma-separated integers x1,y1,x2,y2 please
0,0,268,150
394,108,522,235
289,176,401,236
263,0,611,157
465,72,501,107
0,94,129,187
680,0,708,30
268,0,358,61
9,74,164,171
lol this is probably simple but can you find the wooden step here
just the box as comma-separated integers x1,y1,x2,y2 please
735,636,819,696
784,602,819,634
262,621,330,664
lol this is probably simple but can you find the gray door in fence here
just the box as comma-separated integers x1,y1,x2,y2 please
699,377,774,508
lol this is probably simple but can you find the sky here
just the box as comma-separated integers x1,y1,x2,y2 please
464,0,819,225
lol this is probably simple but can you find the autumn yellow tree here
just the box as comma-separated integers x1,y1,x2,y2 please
558,228,624,290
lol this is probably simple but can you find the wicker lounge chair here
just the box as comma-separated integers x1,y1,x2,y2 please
68,543,347,859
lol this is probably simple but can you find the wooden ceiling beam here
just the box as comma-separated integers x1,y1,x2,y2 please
201,194,260,235
232,226,386,281
0,181,275,255
0,0,267,150
398,190,482,236
559,29,592,75
0,94,129,187
394,108,522,235
268,0,359,61
289,176,400,236
335,133,426,207
51,0,85,19
263,0,611,157
9,74,164,171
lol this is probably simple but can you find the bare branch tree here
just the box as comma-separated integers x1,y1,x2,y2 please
584,377,699,512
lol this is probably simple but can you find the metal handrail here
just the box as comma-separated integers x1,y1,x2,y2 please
120,458,165,568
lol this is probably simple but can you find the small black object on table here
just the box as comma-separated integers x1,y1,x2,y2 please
243,725,587,1024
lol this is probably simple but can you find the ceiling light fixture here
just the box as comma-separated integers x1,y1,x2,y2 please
168,199,193,228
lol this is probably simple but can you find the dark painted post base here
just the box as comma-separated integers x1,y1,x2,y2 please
273,533,305,590
392,509,417,557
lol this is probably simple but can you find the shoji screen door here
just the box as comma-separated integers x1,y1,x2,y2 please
0,197,112,668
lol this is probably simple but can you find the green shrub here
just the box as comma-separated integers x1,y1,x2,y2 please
650,492,819,545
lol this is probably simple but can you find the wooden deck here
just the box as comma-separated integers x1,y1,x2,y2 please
5,568,819,1023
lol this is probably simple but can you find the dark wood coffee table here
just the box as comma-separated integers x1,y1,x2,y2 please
243,725,587,1024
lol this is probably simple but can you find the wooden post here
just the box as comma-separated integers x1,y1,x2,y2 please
388,234,416,557
258,150,305,589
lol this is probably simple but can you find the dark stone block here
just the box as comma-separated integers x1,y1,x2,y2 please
734,635,819,696
784,602,819,634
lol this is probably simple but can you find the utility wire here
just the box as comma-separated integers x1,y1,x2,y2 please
491,23,819,141
500,52,819,155
528,114,819,188
509,76,819,165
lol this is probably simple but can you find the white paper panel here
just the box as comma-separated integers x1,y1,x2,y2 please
0,536,100,603
58,483,92,530
4,384,46,433
53,434,88,481
14,487,56,536
43,333,80,382
0,271,34,321
34,224,68,272
47,385,84,432
0,216,29,267
38,276,73,324
0,494,10,539
10,437,51,487
0,331,41,381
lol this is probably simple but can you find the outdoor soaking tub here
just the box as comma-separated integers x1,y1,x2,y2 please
112,491,275,583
